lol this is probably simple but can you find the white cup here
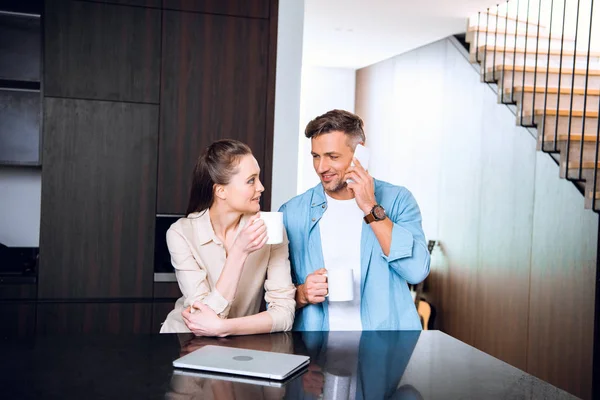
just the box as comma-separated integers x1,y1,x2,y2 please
323,370,352,400
325,268,354,302
258,212,283,245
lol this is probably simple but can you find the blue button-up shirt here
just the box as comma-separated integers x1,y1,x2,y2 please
279,179,430,331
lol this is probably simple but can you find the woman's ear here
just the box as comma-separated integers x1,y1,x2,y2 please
213,183,226,201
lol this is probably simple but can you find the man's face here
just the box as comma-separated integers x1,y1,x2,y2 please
311,130,355,193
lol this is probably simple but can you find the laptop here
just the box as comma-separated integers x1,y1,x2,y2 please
172,365,308,387
172,345,310,380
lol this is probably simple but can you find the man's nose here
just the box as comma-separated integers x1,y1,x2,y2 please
316,158,329,173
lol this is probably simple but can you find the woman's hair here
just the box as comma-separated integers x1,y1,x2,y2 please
186,139,252,215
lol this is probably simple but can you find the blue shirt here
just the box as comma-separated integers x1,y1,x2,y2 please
279,179,430,331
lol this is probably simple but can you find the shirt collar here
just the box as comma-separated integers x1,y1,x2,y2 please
189,209,251,246
310,183,327,208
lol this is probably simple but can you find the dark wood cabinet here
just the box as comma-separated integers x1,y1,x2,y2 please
153,282,181,299
157,10,271,214
0,303,36,335
162,0,271,19
32,0,278,334
39,98,158,299
84,0,161,7
36,302,152,334
0,284,37,336
44,0,160,103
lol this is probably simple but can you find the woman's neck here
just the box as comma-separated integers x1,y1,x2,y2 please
208,203,243,241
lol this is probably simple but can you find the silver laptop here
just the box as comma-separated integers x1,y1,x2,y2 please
172,345,310,380
172,365,308,387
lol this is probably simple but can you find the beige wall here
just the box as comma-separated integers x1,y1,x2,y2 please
356,37,598,400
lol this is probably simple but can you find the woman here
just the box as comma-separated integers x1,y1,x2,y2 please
160,139,296,335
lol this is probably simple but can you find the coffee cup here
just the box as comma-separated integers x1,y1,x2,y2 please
258,212,284,245
325,268,354,302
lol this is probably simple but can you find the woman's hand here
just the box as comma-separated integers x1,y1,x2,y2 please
231,213,268,256
182,302,228,337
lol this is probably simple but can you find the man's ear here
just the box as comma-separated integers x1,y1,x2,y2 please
214,183,226,201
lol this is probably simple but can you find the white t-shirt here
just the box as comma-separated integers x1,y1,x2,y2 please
319,194,364,331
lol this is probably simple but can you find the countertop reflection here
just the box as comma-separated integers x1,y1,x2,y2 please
0,331,576,399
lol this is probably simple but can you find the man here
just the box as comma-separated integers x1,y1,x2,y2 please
279,109,430,331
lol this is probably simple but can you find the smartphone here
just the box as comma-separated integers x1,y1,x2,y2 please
347,144,370,183
352,144,370,170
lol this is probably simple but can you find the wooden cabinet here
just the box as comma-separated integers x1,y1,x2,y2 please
39,98,158,299
44,0,160,103
157,10,271,214
0,284,37,336
162,0,271,19
36,302,152,334
33,0,277,334
85,0,161,7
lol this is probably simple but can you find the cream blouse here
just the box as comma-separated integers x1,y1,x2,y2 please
160,210,296,333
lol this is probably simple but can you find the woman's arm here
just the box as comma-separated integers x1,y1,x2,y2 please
213,214,268,302
167,227,232,317
262,230,296,332
182,303,273,337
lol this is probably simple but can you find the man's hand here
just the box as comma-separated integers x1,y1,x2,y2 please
296,268,328,308
302,363,324,397
182,302,228,337
344,157,377,215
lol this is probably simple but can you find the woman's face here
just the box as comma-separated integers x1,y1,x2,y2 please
221,154,264,213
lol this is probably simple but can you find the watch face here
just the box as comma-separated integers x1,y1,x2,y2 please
373,205,386,220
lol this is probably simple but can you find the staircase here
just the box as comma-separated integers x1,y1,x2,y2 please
465,1,600,211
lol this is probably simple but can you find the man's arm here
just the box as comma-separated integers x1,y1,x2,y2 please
379,189,430,284
345,159,430,284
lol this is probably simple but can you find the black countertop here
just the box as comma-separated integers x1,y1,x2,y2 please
0,330,576,400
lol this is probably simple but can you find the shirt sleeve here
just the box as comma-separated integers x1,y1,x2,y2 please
381,189,431,284
166,227,232,318
263,229,296,332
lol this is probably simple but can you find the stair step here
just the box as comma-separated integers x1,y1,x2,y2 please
475,48,600,69
470,12,546,30
487,64,600,76
486,65,600,89
510,86,600,96
562,160,600,181
534,109,599,117
506,86,600,114
466,27,574,44
548,133,599,142
477,45,600,59
469,37,576,61
567,161,600,169
483,12,546,27
529,110,599,138
538,133,597,152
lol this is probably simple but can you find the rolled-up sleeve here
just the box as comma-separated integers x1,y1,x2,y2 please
264,230,296,332
166,228,232,317
382,190,430,285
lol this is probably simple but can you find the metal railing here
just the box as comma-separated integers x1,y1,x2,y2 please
471,0,600,210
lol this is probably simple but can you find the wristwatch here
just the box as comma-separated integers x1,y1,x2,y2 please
363,204,386,224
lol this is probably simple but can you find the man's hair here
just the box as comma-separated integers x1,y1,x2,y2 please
304,109,366,147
